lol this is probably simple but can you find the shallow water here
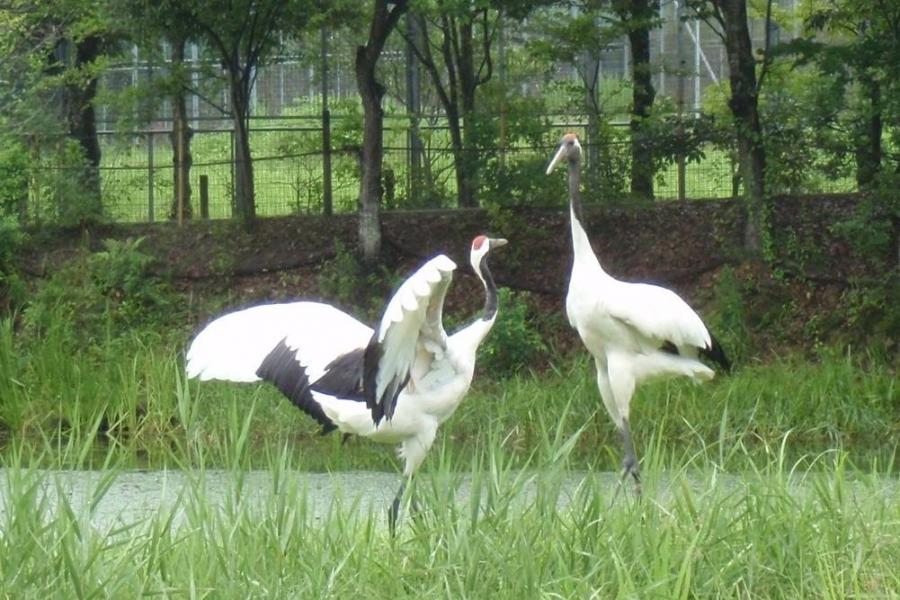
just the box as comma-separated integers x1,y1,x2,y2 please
0,468,894,532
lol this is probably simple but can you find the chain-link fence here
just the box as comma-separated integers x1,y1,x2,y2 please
34,115,801,224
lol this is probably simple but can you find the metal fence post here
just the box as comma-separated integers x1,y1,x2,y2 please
321,27,333,216
230,128,235,217
148,131,155,222
200,174,209,218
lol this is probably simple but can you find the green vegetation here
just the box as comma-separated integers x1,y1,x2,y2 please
0,396,898,597
0,224,896,595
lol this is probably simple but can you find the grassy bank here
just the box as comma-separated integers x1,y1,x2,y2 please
1,316,896,473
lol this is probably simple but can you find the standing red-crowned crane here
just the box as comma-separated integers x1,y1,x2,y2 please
186,235,507,526
547,133,730,495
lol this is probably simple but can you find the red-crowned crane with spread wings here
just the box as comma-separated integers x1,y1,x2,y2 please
186,235,507,526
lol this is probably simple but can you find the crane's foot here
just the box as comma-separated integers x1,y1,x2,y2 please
609,460,641,507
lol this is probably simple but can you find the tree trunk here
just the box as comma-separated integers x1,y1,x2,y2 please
854,76,881,188
446,105,468,208
457,19,479,208
64,35,103,219
229,74,255,226
170,36,193,222
355,0,409,265
625,0,657,199
718,0,767,257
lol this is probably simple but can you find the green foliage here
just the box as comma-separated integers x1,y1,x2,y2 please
477,288,546,377
832,174,899,267
317,240,398,320
0,137,29,217
23,237,175,341
706,266,751,365
0,217,27,311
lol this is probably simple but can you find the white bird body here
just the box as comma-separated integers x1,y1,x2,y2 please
548,134,729,491
311,317,491,473
185,236,506,521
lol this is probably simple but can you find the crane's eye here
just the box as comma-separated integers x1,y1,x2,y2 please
567,140,574,146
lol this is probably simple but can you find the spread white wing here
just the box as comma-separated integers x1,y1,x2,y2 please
186,302,373,383
365,254,456,423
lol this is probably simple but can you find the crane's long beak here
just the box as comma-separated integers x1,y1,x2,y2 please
489,238,508,249
546,143,566,175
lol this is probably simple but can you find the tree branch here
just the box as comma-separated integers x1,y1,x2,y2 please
475,8,494,86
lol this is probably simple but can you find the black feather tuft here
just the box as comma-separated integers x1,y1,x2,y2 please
700,333,732,372
362,333,384,423
660,340,679,356
362,332,410,425
312,348,367,400
256,339,337,434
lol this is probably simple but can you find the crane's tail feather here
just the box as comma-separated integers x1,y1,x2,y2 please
700,333,732,372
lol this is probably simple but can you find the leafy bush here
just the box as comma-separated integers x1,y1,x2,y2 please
23,237,174,341
706,266,751,365
478,288,546,377
317,240,399,321
0,138,29,217
0,217,27,312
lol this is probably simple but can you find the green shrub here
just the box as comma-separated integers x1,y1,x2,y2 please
317,240,400,321
0,138,29,217
0,217,27,311
707,266,751,365
23,237,175,342
478,288,546,377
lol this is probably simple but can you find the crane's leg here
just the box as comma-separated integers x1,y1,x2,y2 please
389,427,436,534
388,478,407,536
620,418,641,494
603,357,641,505
609,419,641,507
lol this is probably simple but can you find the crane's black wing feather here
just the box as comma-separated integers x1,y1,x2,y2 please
699,333,732,372
256,339,337,434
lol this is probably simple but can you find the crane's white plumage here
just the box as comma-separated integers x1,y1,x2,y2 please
186,302,371,383
370,254,456,421
548,133,729,494
185,238,506,526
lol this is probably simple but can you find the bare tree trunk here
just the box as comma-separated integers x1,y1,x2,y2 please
446,105,468,209
355,0,409,265
718,0,767,256
63,35,103,219
170,35,192,223
854,76,881,188
624,0,657,199
405,8,492,209
229,76,255,226
457,18,479,208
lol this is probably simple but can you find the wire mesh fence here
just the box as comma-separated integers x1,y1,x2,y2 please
28,114,854,224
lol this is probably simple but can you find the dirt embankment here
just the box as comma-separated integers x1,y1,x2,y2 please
18,193,896,355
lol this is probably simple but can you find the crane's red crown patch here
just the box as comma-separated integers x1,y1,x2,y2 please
472,235,487,250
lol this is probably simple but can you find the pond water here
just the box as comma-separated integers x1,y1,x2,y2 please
0,468,894,532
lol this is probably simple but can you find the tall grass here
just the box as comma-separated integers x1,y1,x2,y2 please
0,424,897,597
1,313,897,595
1,314,897,472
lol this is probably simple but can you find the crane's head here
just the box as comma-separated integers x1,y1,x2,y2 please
470,235,507,276
546,133,582,175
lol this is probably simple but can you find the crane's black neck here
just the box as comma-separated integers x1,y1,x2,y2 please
478,256,498,321
568,158,585,225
